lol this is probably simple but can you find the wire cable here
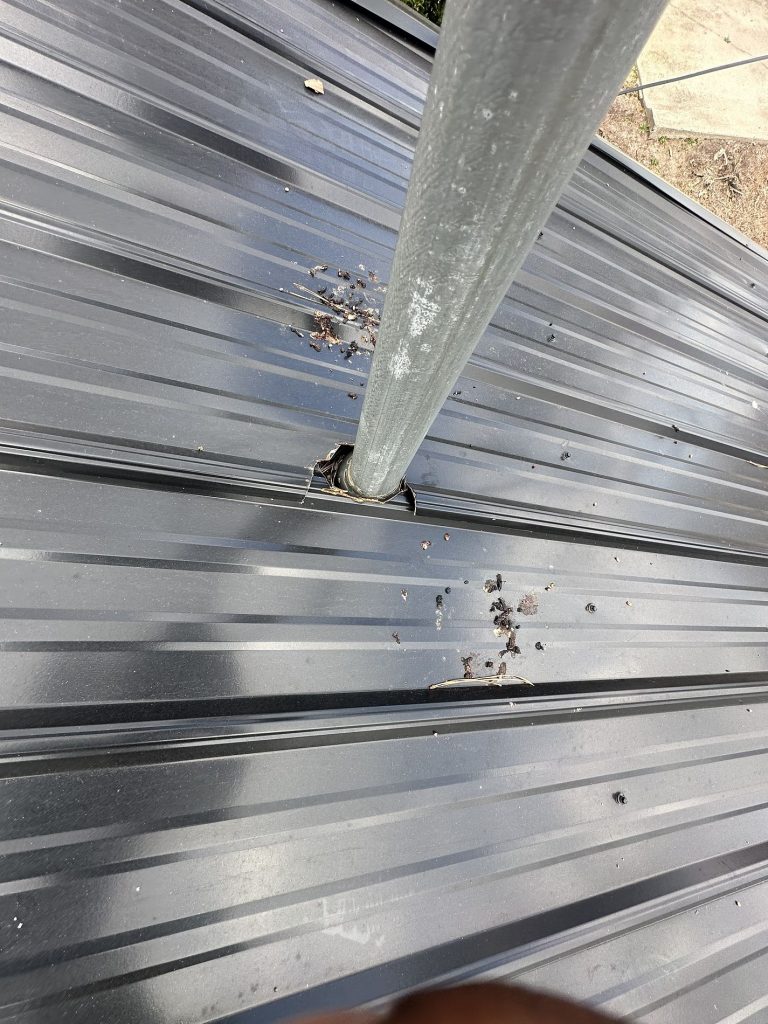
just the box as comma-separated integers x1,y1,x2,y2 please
620,53,768,94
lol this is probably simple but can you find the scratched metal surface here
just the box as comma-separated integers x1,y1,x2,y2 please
2,0,768,1022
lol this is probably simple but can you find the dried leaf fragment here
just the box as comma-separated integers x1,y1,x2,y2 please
304,78,325,94
430,673,533,690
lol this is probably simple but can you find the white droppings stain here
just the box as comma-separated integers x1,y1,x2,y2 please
322,897,385,949
407,278,439,337
481,108,493,120
390,349,411,379
752,400,759,409
509,89,518,100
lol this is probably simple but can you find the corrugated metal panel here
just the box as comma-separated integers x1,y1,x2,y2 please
2,465,768,717
1,1,768,1022
3,682,768,1024
0,0,767,548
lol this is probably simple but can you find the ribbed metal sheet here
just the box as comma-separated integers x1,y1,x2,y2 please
2,0,768,1022
0,0,766,550
3,679,768,1024
2,464,768,718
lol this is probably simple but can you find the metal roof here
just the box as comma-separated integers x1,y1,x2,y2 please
1,0,768,1021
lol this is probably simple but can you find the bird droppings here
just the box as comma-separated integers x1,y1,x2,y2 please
613,791,628,805
392,632,401,645
560,450,570,460
461,655,475,679
451,576,533,688
672,423,680,432
443,532,451,541
626,600,633,607
288,326,304,337
501,642,522,658
401,589,408,602
483,573,503,594
517,594,539,616
490,596,514,637
304,78,325,94
445,586,451,594
421,540,432,550
295,264,382,351
544,581,556,591
585,602,597,614
310,310,340,345
346,392,358,400
535,641,545,651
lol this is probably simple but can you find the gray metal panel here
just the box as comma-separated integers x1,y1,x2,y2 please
0,0,766,549
1,1,768,1023
2,462,768,1022
3,465,768,718
2,677,768,1024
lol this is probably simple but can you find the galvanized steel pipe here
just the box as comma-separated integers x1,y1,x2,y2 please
341,0,667,499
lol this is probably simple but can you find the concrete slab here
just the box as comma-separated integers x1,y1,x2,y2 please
637,0,768,141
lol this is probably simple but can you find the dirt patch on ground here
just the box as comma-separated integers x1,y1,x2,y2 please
599,71,768,249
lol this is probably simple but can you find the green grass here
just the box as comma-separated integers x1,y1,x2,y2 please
400,0,445,25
